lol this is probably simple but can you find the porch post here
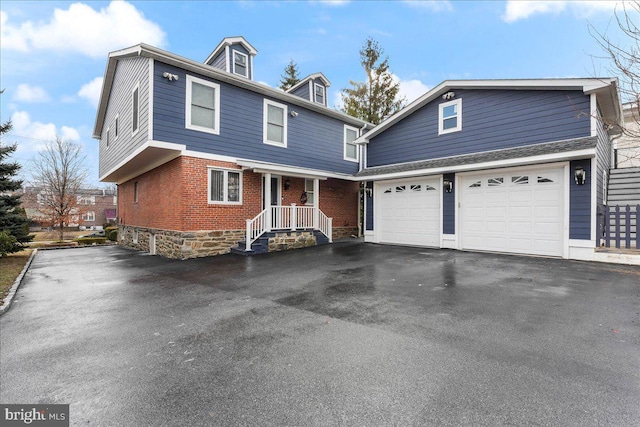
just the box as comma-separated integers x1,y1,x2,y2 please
313,178,320,229
264,173,272,232
291,203,296,231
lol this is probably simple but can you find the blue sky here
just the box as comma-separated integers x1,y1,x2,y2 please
0,0,636,187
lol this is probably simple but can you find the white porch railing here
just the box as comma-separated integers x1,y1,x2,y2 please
245,204,332,251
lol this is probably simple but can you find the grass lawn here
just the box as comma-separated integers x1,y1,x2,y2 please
0,249,33,306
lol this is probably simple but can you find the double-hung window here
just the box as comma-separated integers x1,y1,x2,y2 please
344,125,359,162
304,179,315,205
314,83,325,105
209,168,242,204
233,51,248,77
438,98,462,135
132,84,140,135
263,99,287,147
186,75,220,135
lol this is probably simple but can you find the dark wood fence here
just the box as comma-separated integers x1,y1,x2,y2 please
604,205,639,249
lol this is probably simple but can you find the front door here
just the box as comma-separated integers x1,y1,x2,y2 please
262,176,281,209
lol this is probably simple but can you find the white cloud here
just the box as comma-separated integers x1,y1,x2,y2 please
402,1,453,12
1,1,166,58
394,76,430,104
78,77,104,108
13,84,50,103
502,1,628,23
8,111,81,154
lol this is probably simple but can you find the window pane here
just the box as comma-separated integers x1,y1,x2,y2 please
267,104,284,125
267,123,283,143
235,52,246,65
346,142,357,159
443,117,457,130
210,170,224,201
192,105,215,128
192,83,215,108
228,172,240,202
443,104,457,118
346,128,357,143
132,88,139,132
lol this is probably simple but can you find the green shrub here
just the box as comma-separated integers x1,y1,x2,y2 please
0,230,19,257
107,229,118,241
75,237,108,245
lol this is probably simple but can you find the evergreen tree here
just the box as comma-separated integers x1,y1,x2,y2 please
340,38,406,125
0,119,33,255
279,59,301,91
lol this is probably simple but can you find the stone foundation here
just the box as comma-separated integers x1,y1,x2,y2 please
119,226,244,259
268,231,317,252
332,226,359,240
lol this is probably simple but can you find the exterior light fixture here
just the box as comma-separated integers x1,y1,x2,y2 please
443,179,453,193
162,72,179,81
284,178,291,191
442,91,456,100
574,167,586,185
290,111,299,117
365,186,373,197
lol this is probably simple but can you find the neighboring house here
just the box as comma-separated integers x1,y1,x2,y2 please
614,102,640,168
21,186,118,229
355,79,623,261
93,37,371,259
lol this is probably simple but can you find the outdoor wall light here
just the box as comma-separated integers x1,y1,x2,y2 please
574,167,586,185
290,111,299,117
162,72,179,81
284,177,291,191
443,179,453,193
365,186,373,197
442,91,456,100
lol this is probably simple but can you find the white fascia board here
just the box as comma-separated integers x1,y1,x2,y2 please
236,159,355,180
355,148,597,181
356,78,618,144
204,36,258,65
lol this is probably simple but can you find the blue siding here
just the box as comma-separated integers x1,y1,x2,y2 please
290,82,310,101
209,51,226,71
365,182,374,230
153,62,358,175
569,159,592,240
368,89,592,167
443,173,455,234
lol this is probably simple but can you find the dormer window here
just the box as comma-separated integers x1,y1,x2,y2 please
314,83,325,105
233,51,248,77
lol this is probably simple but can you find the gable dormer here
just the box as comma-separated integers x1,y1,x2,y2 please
286,73,331,107
205,36,258,80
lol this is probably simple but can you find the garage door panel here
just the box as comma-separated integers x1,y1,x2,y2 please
461,166,564,257
377,179,440,247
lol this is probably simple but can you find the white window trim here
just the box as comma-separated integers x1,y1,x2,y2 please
82,211,96,222
185,75,221,135
263,99,288,148
343,124,360,162
438,98,462,135
314,83,325,105
232,50,249,78
208,167,243,205
114,114,119,140
132,83,140,137
105,127,110,148
304,179,315,206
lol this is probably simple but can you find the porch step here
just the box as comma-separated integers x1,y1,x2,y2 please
231,230,331,256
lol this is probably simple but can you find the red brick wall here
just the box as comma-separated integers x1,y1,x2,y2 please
118,156,358,233
181,157,263,230
118,157,183,230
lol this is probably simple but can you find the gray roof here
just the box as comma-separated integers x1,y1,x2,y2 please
356,136,598,178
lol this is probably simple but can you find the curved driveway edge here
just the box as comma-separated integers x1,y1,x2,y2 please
0,248,38,316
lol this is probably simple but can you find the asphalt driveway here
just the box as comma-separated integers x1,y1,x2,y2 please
1,243,639,426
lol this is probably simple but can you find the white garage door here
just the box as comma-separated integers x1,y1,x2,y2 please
460,167,564,257
376,178,440,247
